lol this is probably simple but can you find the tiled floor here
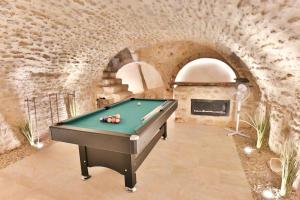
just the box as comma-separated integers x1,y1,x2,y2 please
0,120,252,200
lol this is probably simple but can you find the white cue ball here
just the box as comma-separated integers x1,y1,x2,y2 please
137,102,141,106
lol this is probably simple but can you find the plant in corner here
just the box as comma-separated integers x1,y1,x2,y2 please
64,95,77,118
243,111,269,149
279,137,299,197
69,99,77,118
19,119,35,146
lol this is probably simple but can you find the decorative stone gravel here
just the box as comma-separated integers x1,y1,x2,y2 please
0,138,51,170
233,129,299,200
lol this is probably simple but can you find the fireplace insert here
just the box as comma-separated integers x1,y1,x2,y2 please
191,99,230,116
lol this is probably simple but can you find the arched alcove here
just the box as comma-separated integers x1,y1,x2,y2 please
171,56,259,128
175,58,237,82
116,61,164,94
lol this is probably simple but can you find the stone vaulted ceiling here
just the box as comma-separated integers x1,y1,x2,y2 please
0,0,300,152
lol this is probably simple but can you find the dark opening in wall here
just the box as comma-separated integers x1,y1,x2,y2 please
191,99,230,116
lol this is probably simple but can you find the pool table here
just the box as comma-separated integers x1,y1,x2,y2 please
50,98,177,192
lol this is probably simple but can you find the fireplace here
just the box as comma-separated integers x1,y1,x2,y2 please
191,99,230,116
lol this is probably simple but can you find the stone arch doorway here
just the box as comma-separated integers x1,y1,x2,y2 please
100,48,165,102
116,61,164,94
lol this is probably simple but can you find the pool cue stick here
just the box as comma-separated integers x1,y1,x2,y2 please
141,101,169,122
142,107,161,122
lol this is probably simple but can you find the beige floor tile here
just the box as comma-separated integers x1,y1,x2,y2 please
0,121,252,200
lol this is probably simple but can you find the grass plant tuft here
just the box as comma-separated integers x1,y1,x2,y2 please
279,137,299,197
243,111,269,149
19,119,35,146
65,95,77,118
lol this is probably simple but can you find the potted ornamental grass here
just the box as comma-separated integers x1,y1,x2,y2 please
243,111,269,149
279,137,299,197
69,100,77,118
19,119,35,146
65,95,77,118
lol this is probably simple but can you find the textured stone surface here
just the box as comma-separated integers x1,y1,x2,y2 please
0,0,299,154
174,85,259,127
174,86,237,126
0,114,20,154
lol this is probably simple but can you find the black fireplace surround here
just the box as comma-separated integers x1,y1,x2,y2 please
191,99,230,116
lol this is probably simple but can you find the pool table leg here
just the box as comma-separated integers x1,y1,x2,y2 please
79,146,91,180
124,156,137,192
162,123,167,140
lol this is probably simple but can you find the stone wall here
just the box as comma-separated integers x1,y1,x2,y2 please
173,85,259,127
106,48,134,72
174,86,236,126
136,41,227,87
0,0,299,155
0,113,20,154
0,0,104,150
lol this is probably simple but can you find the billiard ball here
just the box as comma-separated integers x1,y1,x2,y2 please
107,117,112,123
115,114,120,119
111,117,116,123
100,117,106,122
115,118,120,123
137,102,141,106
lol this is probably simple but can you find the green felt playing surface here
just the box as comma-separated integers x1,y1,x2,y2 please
64,99,166,135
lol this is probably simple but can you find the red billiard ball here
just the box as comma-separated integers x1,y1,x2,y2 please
115,118,120,123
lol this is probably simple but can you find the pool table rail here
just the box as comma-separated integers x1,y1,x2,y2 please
58,97,171,126
56,98,135,125
50,125,135,154
133,100,177,153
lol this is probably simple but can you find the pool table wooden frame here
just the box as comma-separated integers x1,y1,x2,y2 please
49,98,177,191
